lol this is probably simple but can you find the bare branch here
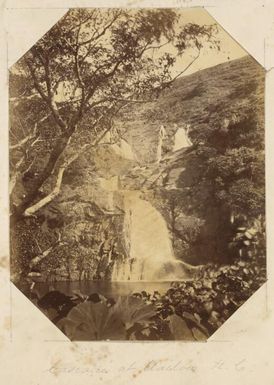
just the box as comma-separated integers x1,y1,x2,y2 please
9,93,40,104
9,122,38,150
69,11,97,32
21,100,130,216
9,156,24,195
25,59,49,103
22,157,36,177
29,233,65,268
168,50,201,84
10,135,32,150
83,60,124,109
44,55,53,99
9,122,41,195
138,40,171,58
10,128,21,143
23,148,85,217
23,167,66,217
73,28,86,120
79,10,123,47
25,58,67,132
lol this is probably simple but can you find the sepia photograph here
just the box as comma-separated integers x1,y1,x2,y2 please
9,7,266,341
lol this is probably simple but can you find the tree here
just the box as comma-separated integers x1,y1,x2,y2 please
9,9,220,280
9,9,219,223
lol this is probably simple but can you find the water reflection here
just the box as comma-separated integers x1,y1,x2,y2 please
20,280,176,300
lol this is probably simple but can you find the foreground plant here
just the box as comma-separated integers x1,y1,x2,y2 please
57,295,157,340
34,246,266,341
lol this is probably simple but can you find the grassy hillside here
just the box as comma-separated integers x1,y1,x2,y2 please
116,55,265,163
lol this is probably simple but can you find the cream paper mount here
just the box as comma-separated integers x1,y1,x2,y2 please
1,1,274,384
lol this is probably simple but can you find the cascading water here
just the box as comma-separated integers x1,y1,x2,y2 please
173,124,192,151
112,190,191,281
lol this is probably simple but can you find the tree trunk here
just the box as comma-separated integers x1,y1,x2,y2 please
10,133,72,224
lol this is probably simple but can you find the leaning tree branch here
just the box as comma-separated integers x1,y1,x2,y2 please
21,101,130,217
23,152,78,217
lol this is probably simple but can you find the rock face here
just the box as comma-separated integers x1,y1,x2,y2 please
15,55,264,282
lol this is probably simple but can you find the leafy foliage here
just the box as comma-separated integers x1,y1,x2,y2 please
32,242,265,341
165,257,266,335
10,9,221,281
56,294,156,340
173,109,265,262
10,8,217,221
58,301,126,340
113,295,156,329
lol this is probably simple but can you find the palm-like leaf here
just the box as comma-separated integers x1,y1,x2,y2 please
169,314,195,341
57,301,126,341
112,296,156,329
169,314,208,341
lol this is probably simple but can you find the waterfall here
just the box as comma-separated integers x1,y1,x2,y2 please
98,176,119,210
111,139,137,161
112,190,191,281
173,124,192,151
156,125,167,163
98,126,137,161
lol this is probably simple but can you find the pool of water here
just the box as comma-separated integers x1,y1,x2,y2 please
22,280,177,299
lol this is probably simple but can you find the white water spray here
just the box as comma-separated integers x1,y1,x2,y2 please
112,190,191,281
173,124,192,151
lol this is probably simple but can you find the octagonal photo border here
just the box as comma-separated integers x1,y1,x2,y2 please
0,2,273,383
